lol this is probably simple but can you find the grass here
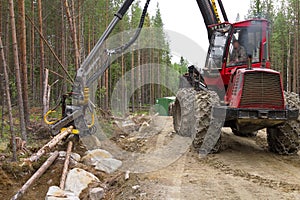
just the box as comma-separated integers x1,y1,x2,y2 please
99,119,115,138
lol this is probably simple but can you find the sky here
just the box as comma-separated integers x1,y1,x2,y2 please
145,0,251,63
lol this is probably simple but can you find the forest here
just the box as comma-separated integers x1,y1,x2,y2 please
0,0,300,199
0,0,299,154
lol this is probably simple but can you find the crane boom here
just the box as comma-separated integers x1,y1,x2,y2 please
196,0,228,40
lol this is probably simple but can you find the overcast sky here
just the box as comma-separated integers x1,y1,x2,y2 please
145,0,251,61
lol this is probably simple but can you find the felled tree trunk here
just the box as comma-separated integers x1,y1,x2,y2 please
11,151,59,200
60,141,73,189
24,126,73,163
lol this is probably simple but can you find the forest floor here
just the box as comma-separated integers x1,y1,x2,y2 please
1,114,300,199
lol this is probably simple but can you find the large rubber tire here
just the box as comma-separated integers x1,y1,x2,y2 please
192,90,222,153
267,92,300,155
173,88,197,137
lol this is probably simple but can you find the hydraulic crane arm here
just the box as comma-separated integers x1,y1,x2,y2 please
74,0,136,93
196,0,228,40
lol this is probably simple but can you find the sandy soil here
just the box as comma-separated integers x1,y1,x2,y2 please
115,116,300,200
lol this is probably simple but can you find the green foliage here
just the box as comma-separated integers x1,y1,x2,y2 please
248,0,300,92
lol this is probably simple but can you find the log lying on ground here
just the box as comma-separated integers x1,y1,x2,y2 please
24,126,73,163
11,151,59,200
60,141,73,189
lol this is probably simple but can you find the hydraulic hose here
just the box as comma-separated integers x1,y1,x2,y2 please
108,0,151,54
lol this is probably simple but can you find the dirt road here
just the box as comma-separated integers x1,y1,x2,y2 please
115,116,300,199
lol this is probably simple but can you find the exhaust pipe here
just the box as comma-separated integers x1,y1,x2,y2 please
247,54,253,70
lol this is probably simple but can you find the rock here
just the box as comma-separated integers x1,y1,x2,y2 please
45,186,79,200
132,185,140,190
80,134,102,150
65,168,100,197
58,151,66,158
82,149,113,166
94,158,122,174
58,151,80,166
128,196,137,200
47,179,53,185
125,170,130,180
89,187,104,200
70,153,81,162
140,193,147,198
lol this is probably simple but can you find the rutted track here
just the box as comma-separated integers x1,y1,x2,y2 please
116,116,300,200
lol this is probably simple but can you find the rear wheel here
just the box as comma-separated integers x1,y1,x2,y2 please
267,125,299,154
173,88,197,137
267,92,300,155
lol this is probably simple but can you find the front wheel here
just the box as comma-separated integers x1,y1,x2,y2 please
193,90,222,153
267,125,300,155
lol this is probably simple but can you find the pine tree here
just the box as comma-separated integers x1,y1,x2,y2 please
8,0,27,141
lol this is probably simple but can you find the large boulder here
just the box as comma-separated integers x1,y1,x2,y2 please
65,168,100,197
45,186,79,200
81,149,123,174
95,158,122,174
82,149,113,166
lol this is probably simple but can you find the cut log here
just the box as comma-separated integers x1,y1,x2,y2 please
59,141,73,189
11,151,59,200
24,126,73,163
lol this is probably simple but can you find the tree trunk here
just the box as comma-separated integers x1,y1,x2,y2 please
18,0,30,125
5,8,10,81
0,1,2,34
11,151,59,200
138,49,141,109
72,0,81,66
157,51,160,98
293,29,297,93
131,51,135,112
61,0,67,93
105,0,109,110
77,0,83,62
64,0,80,70
38,0,45,105
297,0,300,94
59,141,73,189
0,0,3,138
24,126,73,163
8,0,27,141
0,36,17,161
287,33,291,92
87,16,91,54
30,0,36,102
43,69,49,115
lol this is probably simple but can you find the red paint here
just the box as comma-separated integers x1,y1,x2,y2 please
203,19,284,110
